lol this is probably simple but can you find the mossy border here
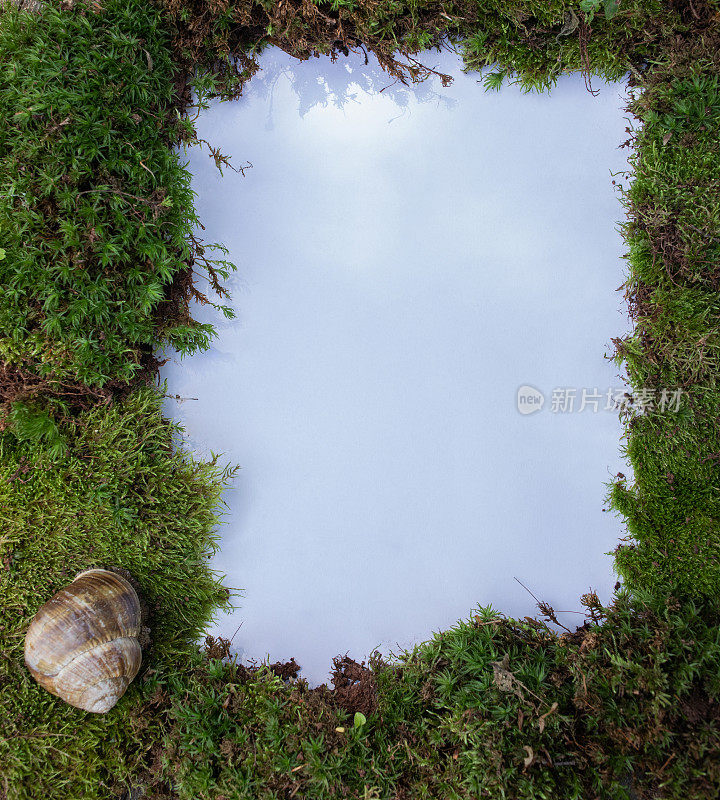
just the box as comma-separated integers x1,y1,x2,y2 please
1,0,719,797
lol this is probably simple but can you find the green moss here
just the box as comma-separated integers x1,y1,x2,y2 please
123,590,720,799
1,0,719,797
0,0,234,386
0,387,236,796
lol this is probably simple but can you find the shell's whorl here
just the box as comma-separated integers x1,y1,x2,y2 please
24,569,143,713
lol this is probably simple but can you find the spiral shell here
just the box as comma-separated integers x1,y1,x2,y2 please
24,569,142,713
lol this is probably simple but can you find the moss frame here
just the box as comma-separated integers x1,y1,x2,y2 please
1,0,719,797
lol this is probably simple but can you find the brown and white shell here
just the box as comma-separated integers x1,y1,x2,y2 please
24,569,142,713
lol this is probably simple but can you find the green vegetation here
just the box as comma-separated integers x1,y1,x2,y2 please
0,0,235,386
0,386,236,797
145,588,719,800
1,0,719,797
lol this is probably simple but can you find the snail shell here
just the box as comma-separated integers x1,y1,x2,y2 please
24,569,142,713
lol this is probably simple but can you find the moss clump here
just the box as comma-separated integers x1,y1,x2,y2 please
0,387,236,797
115,589,719,800
0,0,234,387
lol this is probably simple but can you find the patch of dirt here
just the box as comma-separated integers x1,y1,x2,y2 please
326,653,382,718
266,656,302,682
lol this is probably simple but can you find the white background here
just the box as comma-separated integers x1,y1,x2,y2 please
159,46,637,687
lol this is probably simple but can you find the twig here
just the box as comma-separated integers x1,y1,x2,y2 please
514,577,574,633
123,140,157,180
514,576,542,605
229,621,244,645
658,752,676,774
162,393,198,402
